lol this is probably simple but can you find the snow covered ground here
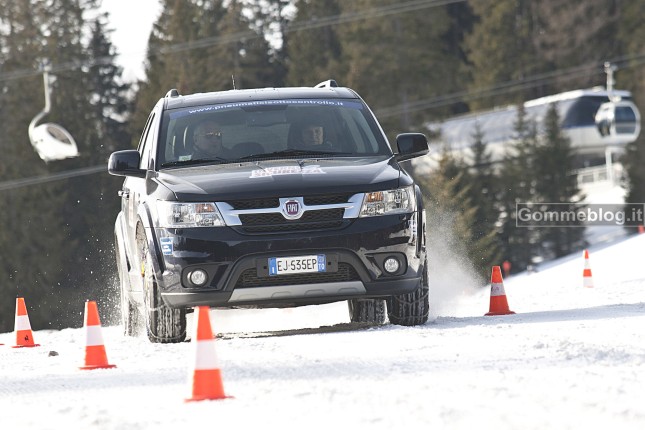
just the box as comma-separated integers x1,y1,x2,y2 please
1,231,645,429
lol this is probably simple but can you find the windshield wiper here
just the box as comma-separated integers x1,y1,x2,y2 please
259,149,351,158
161,157,228,167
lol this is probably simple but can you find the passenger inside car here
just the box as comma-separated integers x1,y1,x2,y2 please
289,119,331,150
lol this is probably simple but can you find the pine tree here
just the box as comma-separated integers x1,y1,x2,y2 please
257,0,292,86
623,133,645,221
467,123,502,272
214,0,275,91
285,0,343,86
616,0,645,221
497,103,540,271
86,15,131,153
130,0,208,143
532,0,621,90
416,151,495,283
533,102,585,258
63,11,132,322
132,0,279,140
463,0,545,110
0,0,131,331
0,0,74,331
336,0,459,136
441,1,476,115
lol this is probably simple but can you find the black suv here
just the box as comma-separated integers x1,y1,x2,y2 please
108,80,430,343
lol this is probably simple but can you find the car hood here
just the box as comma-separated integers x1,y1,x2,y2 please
154,157,404,201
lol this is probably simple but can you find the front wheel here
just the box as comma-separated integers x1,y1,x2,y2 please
347,298,386,324
116,238,141,337
120,273,142,337
139,232,186,343
386,259,429,326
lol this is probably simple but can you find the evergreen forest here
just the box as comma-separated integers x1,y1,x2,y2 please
1,0,645,331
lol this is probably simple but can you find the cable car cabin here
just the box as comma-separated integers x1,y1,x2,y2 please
595,99,641,146
29,123,79,162
28,67,80,163
420,88,641,169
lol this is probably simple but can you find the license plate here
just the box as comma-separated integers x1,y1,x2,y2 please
268,255,326,276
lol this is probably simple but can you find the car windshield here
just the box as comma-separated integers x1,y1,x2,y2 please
158,98,391,167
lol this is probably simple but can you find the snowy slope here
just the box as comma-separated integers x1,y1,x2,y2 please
1,233,645,430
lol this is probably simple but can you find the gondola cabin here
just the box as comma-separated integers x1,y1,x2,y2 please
421,88,641,168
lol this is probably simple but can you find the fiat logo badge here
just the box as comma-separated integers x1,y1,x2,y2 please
281,198,303,220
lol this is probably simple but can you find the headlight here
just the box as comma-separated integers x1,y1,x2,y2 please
359,185,415,217
157,202,225,228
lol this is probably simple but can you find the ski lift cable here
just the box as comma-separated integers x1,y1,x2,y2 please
1,56,640,191
0,0,644,88
1,0,644,187
0,164,106,192
0,0,465,81
374,58,645,118
159,0,468,54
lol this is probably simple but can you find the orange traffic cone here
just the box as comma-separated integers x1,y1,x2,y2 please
12,297,40,348
639,225,644,234
79,301,116,370
485,266,515,316
583,249,594,288
186,306,229,402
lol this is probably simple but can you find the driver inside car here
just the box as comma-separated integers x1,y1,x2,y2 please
191,119,232,159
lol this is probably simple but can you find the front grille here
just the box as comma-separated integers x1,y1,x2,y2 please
304,193,354,205
229,198,279,210
238,208,346,233
240,221,345,233
239,208,344,225
229,193,353,210
223,193,357,234
235,262,360,288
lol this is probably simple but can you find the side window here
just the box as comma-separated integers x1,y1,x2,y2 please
137,113,154,152
139,113,157,169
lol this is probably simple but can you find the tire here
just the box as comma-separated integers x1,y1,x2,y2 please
347,298,386,324
121,282,142,336
116,238,141,337
386,259,429,326
139,230,186,343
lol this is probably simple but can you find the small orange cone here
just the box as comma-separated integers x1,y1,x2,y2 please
12,297,40,348
79,301,116,370
186,306,229,402
485,266,515,316
583,249,594,288
639,225,644,234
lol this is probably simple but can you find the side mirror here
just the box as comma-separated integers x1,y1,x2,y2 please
108,150,146,178
395,133,429,162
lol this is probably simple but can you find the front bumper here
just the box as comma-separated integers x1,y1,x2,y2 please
152,212,424,308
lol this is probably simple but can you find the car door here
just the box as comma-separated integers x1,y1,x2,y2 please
122,110,159,277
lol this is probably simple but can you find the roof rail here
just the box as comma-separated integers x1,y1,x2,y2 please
314,79,339,89
165,89,180,98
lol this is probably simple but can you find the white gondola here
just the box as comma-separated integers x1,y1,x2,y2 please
417,65,640,170
28,68,79,162
595,99,641,145
422,87,641,165
594,63,641,147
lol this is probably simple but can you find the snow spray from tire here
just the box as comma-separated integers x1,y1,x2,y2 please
425,208,487,320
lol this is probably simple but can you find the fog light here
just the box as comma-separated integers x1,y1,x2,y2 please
189,269,208,286
383,257,400,274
